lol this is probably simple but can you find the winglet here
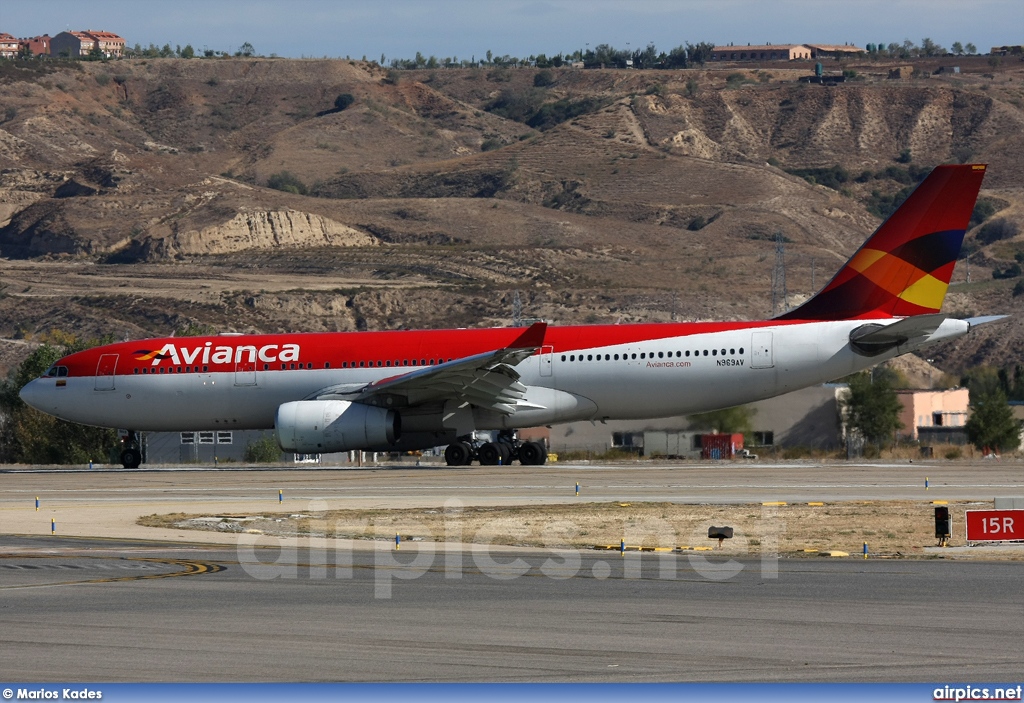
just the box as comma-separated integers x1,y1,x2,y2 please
508,321,547,349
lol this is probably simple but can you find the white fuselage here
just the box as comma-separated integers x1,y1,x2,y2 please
22,318,970,437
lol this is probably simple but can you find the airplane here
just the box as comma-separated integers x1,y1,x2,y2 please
20,164,1003,469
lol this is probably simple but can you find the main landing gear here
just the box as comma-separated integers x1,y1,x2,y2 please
444,431,548,467
120,430,142,469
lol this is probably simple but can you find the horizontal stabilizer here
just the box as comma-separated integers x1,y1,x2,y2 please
850,313,947,356
965,315,1010,329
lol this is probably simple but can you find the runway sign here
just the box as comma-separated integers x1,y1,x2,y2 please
965,509,1024,542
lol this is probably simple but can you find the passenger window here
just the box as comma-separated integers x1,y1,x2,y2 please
640,353,645,359
730,348,735,355
429,359,435,365
703,350,708,356
631,353,636,360
658,352,663,359
561,355,566,361
614,354,619,360
587,354,593,361
721,349,726,356
386,361,392,367
712,349,717,356
360,361,365,368
739,347,744,354
282,363,287,370
203,365,208,372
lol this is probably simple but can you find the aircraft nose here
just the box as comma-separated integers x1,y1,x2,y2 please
19,378,49,412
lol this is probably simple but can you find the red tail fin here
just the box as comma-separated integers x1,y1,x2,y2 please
778,164,987,321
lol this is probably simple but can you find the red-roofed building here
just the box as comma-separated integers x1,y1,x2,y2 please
19,35,52,57
84,30,125,57
50,30,125,58
0,32,19,59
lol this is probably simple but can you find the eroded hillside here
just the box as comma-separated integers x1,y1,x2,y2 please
0,57,1022,376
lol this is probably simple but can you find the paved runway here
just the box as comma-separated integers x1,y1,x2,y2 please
3,535,1023,682
2,462,1023,682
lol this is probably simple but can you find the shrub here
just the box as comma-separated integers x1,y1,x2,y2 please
1013,280,1024,297
267,171,308,195
334,93,355,111
533,70,554,87
977,219,1020,245
480,137,502,152
970,198,999,227
244,436,281,463
992,263,1021,280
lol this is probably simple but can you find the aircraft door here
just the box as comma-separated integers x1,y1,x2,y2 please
751,331,774,369
95,354,118,391
234,359,257,386
539,345,553,377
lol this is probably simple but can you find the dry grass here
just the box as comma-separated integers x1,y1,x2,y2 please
137,499,1005,558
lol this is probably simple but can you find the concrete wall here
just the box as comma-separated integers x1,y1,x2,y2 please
547,384,847,454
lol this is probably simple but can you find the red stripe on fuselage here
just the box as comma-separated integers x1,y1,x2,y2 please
54,320,811,377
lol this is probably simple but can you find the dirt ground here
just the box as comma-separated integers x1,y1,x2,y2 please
138,499,1013,558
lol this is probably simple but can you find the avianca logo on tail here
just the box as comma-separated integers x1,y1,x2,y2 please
133,342,301,366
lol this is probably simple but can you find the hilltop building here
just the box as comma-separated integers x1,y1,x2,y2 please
0,32,18,58
711,44,812,61
50,30,125,58
805,44,866,59
19,35,51,57
710,43,865,62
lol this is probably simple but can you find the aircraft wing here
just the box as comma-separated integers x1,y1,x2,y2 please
310,322,548,414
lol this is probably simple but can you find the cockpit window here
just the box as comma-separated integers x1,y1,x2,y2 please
45,366,68,378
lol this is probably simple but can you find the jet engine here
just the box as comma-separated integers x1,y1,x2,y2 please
275,400,400,453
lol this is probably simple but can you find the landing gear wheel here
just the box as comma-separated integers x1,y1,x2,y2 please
478,442,502,466
444,442,472,467
518,441,547,466
120,447,142,469
498,441,514,465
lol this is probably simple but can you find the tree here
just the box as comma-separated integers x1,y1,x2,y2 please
687,405,756,435
920,37,944,57
842,370,904,446
180,44,195,59
965,387,1020,453
965,43,977,55
244,436,282,463
951,42,964,55
238,42,255,57
0,338,119,464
